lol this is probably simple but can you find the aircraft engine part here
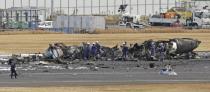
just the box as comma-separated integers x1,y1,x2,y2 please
169,38,201,54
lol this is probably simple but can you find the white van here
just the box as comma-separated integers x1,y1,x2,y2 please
38,21,53,29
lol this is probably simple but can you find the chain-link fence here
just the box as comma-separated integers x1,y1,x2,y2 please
0,0,179,16
0,0,210,31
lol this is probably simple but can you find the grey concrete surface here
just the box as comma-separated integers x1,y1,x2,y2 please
0,60,210,87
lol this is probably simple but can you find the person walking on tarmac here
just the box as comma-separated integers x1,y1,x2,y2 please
122,42,128,61
8,55,18,79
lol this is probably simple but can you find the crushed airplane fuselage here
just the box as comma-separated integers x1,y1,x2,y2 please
43,38,201,63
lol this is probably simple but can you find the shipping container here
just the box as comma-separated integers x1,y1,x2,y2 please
53,15,105,33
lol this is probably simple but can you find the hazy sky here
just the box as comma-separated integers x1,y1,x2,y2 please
0,0,209,15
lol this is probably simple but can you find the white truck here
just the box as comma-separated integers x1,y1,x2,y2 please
38,21,53,29
117,4,144,29
186,8,210,28
118,14,144,29
149,7,210,28
149,15,183,26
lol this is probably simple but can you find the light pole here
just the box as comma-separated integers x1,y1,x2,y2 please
51,0,54,15
99,0,101,14
152,0,154,14
145,0,147,16
5,0,6,9
114,0,116,14
129,0,131,14
36,0,38,8
137,0,139,15
107,0,108,15
13,0,14,7
44,0,46,20
29,0,31,7
91,0,93,15
60,0,62,14
76,0,78,15
167,0,169,10
83,0,85,15
159,0,161,13
21,0,23,22
68,0,70,33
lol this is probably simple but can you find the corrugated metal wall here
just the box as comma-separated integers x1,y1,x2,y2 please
0,10,2,28
53,16,105,33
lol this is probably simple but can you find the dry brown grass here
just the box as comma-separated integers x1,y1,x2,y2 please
95,27,210,34
0,30,62,35
0,84,210,92
0,32,210,54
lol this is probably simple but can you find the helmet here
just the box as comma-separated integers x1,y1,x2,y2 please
159,43,163,46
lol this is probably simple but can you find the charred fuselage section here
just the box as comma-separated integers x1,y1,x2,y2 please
43,38,201,63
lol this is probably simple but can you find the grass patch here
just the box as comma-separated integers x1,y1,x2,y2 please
0,29,210,54
0,84,210,92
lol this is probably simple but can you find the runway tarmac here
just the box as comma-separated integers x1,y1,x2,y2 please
0,60,210,87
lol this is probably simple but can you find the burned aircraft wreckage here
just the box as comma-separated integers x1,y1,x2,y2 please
40,38,201,64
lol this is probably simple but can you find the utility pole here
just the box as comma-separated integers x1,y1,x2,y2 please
137,0,139,15
107,0,108,15
99,0,101,14
13,0,14,7
21,0,23,22
5,0,6,9
29,0,31,7
44,0,46,20
60,0,62,14
68,0,70,33
129,0,131,14
152,0,154,14
145,0,147,16
91,0,93,15
21,0,23,7
159,0,161,13
76,0,78,15
167,0,169,10
114,0,116,14
51,0,54,15
83,0,85,15
29,0,31,21
36,0,38,8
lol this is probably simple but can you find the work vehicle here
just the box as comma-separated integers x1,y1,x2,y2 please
119,14,144,29
118,4,144,29
38,21,53,29
149,1,210,28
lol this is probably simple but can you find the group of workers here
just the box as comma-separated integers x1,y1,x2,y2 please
82,41,129,61
149,41,165,62
82,41,101,60
82,40,166,61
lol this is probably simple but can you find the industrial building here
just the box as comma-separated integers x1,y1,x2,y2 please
0,7,47,29
0,9,3,28
4,7,46,22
